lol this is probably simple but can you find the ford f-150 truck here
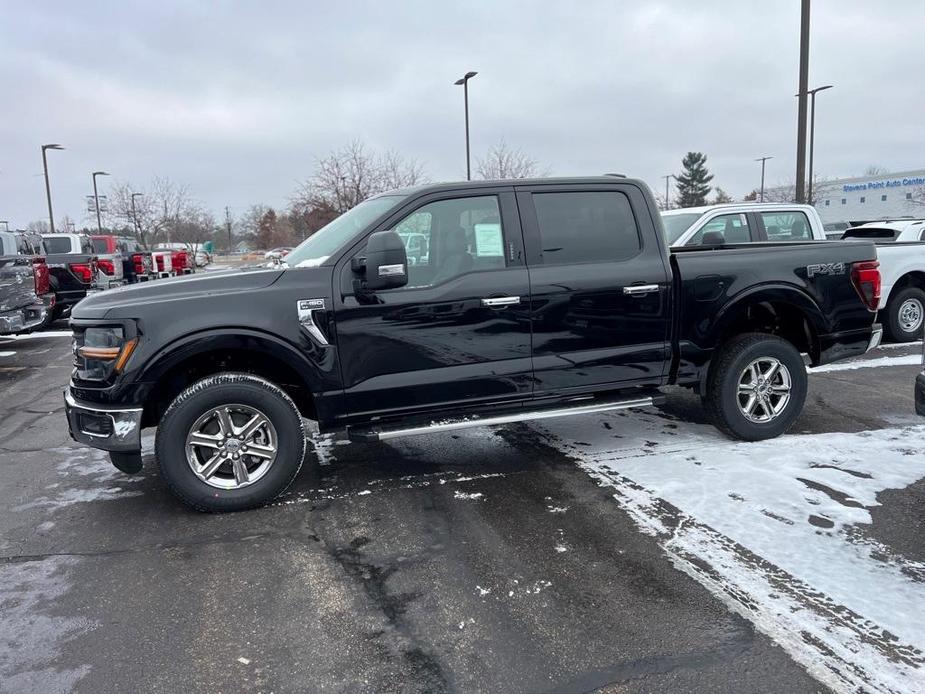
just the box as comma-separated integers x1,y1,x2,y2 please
42,233,99,319
65,177,882,511
841,221,925,342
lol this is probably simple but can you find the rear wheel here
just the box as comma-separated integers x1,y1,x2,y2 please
703,333,807,441
155,373,307,512
883,287,925,343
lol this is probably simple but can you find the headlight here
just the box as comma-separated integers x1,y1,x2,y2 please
74,325,139,381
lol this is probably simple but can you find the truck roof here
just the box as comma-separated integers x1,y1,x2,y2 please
661,202,817,217
377,176,645,198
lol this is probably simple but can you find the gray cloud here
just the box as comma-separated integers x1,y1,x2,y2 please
1,0,922,227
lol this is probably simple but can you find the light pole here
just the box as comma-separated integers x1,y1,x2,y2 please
454,71,477,180
795,0,811,202
41,144,64,233
662,174,675,210
0,221,8,231
798,84,833,205
131,192,144,239
755,156,773,202
92,171,110,233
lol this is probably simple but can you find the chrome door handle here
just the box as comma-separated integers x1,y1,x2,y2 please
481,296,521,307
622,284,660,296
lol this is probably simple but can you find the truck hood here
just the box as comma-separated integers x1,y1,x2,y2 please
72,267,285,320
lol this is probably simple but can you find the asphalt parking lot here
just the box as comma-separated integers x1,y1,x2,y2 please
1,327,923,693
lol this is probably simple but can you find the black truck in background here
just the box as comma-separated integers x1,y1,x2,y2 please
65,177,882,511
42,233,99,319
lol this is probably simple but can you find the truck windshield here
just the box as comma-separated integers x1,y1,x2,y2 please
284,195,405,268
660,212,703,245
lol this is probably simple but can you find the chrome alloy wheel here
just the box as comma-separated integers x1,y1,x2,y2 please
899,298,924,334
736,357,792,423
185,404,278,489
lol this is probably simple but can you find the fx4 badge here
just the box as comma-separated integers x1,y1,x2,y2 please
806,262,845,277
297,298,328,345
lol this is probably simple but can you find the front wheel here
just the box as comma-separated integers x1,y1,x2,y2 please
703,333,807,441
155,373,307,512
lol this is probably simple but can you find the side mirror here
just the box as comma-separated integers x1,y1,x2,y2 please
360,230,408,290
700,231,725,246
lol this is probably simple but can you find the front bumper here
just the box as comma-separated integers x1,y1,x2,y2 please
64,389,143,453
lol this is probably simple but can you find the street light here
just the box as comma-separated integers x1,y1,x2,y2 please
797,84,833,205
755,156,773,202
454,71,478,180
41,144,64,233
131,192,144,238
92,171,110,233
662,174,676,210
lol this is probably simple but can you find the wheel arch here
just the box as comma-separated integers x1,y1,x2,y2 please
709,284,825,362
885,271,925,303
138,329,318,427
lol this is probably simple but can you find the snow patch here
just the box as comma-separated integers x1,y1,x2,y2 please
454,491,484,501
809,354,921,373
536,410,925,694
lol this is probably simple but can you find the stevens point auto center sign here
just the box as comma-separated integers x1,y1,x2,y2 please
844,176,925,192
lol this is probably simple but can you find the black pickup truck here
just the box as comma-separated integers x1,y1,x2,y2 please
65,177,882,511
42,233,99,319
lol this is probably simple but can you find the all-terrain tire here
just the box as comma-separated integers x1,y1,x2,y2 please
155,373,307,512
703,333,807,441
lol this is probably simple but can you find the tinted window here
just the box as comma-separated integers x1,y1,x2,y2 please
688,213,751,244
92,238,109,254
385,195,506,289
44,236,73,253
760,211,811,241
532,191,639,265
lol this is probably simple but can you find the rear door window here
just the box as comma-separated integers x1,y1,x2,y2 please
531,191,640,265
688,213,751,244
760,211,812,241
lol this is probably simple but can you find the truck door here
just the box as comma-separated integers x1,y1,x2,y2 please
516,183,671,395
332,188,532,421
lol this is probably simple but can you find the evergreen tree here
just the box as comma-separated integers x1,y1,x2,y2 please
675,152,714,207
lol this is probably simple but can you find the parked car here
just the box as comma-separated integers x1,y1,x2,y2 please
87,235,126,289
155,243,196,275
842,220,925,341
0,231,53,333
93,235,151,284
41,233,99,319
661,203,827,247
151,250,174,278
65,176,881,511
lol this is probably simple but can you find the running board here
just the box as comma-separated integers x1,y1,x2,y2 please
347,394,664,443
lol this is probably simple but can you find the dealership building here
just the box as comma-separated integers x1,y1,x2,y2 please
811,169,925,225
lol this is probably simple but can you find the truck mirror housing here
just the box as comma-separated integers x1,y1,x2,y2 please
362,230,408,290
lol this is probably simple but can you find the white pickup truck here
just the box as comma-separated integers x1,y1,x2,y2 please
661,203,827,247
843,220,925,342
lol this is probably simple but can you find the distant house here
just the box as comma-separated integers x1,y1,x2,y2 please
234,241,251,253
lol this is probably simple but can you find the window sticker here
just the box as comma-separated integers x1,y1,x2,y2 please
474,223,503,257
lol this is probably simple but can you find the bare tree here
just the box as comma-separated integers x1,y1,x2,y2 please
763,175,835,204
863,165,889,176
26,220,49,233
476,139,545,180
109,176,193,248
292,140,427,216
172,205,216,253
712,187,733,204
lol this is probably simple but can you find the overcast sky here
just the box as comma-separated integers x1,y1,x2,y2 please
1,1,923,228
